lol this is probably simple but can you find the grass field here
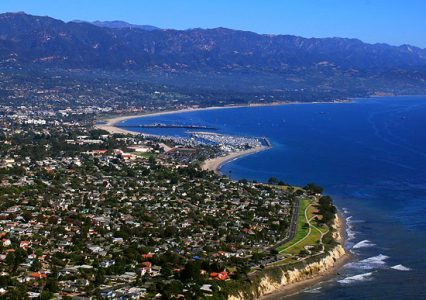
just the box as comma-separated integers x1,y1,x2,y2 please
276,198,310,253
276,197,329,258
135,152,155,159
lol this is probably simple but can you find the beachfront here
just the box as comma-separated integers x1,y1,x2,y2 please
94,105,350,299
95,106,273,173
201,145,268,173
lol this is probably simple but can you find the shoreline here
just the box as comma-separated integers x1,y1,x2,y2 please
94,99,351,134
94,100,348,171
201,145,270,173
259,212,351,299
95,101,350,298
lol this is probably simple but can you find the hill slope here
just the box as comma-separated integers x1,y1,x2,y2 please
0,12,425,95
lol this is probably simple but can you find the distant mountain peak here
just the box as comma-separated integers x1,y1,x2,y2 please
90,20,159,31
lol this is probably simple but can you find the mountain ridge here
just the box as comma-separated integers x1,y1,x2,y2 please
87,20,159,31
0,12,425,70
0,12,425,95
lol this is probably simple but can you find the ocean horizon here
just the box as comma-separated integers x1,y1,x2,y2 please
120,95,426,299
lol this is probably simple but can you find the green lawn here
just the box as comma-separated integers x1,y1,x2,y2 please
276,198,310,253
276,197,329,256
135,152,155,159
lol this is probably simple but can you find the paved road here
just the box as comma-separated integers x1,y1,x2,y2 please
249,198,301,271
267,197,301,251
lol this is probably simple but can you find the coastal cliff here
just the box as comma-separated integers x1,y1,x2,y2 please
228,215,346,300
228,245,346,300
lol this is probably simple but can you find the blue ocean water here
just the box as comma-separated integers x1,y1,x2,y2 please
120,96,426,299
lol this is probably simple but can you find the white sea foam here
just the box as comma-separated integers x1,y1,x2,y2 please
342,207,350,214
304,287,322,294
346,230,356,241
348,218,365,224
345,216,366,243
345,254,389,270
338,272,374,285
391,264,411,271
345,216,356,241
353,240,376,249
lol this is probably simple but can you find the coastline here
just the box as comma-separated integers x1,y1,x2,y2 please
95,104,278,172
94,100,348,171
201,145,269,173
95,102,350,299
94,99,351,134
228,212,349,300
259,213,350,299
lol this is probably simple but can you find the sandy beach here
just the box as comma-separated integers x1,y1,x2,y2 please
95,103,283,132
95,105,274,172
94,100,350,136
201,145,269,173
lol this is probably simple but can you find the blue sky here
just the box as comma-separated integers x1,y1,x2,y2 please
1,0,425,48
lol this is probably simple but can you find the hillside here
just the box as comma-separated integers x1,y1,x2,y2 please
0,12,426,96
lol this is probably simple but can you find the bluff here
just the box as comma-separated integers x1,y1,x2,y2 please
227,215,347,300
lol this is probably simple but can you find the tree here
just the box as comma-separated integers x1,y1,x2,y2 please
303,183,323,194
180,261,201,282
7,285,28,300
45,277,59,293
269,249,279,256
5,252,16,268
30,258,42,271
0,275,11,287
318,195,337,225
40,291,54,300
162,280,184,299
95,269,105,285
267,177,279,185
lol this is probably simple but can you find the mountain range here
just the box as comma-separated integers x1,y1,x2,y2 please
77,20,159,31
0,12,426,95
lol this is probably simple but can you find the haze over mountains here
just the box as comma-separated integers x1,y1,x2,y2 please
1,12,426,95
87,20,158,31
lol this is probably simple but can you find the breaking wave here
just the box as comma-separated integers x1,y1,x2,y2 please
345,216,356,241
304,287,322,294
345,254,389,270
338,272,374,285
353,240,376,249
391,264,411,271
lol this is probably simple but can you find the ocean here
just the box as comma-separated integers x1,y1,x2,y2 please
119,96,426,299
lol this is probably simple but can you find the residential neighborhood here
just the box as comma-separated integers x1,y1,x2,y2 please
0,110,300,299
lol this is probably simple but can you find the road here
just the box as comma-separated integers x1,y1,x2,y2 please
270,197,300,250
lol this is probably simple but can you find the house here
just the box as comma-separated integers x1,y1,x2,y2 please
210,271,229,280
101,260,115,268
142,253,154,259
112,237,124,244
121,153,136,160
128,145,151,153
20,240,31,249
200,284,213,294
27,291,41,298
100,289,116,299
28,272,47,280
88,150,108,156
